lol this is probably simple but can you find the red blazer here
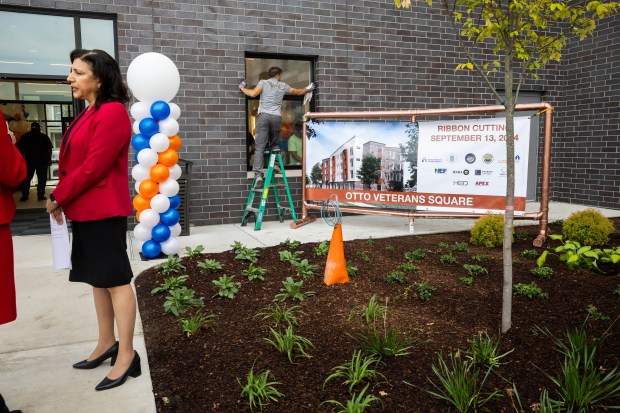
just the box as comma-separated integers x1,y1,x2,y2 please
52,102,133,222
0,121,27,226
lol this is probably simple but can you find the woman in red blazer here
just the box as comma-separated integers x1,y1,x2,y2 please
0,119,26,413
46,49,140,392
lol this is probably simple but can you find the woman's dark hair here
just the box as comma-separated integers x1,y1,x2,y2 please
70,49,129,108
268,66,283,78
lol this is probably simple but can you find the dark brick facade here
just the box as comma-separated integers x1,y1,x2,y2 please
2,1,617,226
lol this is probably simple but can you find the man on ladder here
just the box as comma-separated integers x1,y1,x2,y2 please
239,66,315,188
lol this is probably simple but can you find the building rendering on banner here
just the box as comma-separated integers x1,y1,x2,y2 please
1,2,618,228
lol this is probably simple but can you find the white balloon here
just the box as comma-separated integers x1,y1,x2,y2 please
169,164,182,180
149,133,170,153
150,193,171,214
137,148,158,168
158,118,179,136
160,237,180,255
169,103,181,120
132,120,141,135
127,53,180,102
131,164,150,182
133,223,152,241
159,178,180,197
130,102,152,121
169,223,182,237
134,180,142,194
139,209,160,228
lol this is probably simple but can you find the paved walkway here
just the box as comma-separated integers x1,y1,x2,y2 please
1,202,618,412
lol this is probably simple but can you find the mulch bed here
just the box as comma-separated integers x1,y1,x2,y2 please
135,220,620,412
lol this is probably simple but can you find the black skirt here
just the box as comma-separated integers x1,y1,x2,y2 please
69,216,133,288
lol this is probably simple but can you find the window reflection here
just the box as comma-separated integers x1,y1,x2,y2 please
81,18,115,57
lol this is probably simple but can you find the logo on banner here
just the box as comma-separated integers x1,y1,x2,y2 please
421,157,442,163
452,170,470,175
465,153,476,164
475,170,493,175
463,169,470,175
448,154,458,163
434,168,447,174
515,155,521,163
453,181,468,186
483,154,494,164
475,181,489,186
500,167,507,176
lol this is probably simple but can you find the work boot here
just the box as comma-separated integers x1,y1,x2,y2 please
253,174,264,189
19,195,28,202
38,195,47,201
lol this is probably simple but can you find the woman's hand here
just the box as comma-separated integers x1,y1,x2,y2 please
46,199,64,224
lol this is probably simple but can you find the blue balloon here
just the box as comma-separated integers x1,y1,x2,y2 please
151,224,171,243
150,101,171,121
168,194,181,209
131,134,150,152
139,117,159,137
160,208,180,226
142,240,162,259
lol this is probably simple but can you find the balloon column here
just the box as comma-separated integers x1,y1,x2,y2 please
126,53,183,259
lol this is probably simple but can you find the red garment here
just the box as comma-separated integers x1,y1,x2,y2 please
0,120,27,325
52,102,133,221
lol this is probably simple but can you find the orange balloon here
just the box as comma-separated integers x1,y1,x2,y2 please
281,123,294,138
133,194,151,212
139,180,159,199
150,164,170,183
169,135,182,151
158,148,179,167
136,210,141,220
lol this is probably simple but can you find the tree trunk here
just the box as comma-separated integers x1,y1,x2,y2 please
501,16,516,334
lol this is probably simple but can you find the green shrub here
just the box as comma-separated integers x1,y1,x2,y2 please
530,266,554,278
562,208,614,246
470,214,508,248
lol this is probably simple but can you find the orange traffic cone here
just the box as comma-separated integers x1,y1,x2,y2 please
324,223,349,285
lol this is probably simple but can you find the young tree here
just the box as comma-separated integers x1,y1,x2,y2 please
399,121,419,189
356,154,382,189
310,163,322,187
395,0,618,332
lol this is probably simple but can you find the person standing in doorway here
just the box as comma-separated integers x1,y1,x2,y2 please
46,48,139,392
287,121,304,166
239,67,315,187
0,116,27,413
17,122,53,202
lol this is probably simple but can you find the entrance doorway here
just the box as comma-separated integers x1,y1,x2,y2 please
1,79,74,212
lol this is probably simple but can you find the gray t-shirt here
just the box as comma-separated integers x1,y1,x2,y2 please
257,78,292,116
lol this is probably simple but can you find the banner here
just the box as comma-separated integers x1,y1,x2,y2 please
416,117,531,214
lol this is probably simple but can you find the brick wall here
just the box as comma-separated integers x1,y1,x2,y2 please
2,0,617,226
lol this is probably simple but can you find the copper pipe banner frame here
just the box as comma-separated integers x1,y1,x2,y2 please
301,104,553,247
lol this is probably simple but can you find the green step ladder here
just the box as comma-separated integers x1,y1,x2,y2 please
241,149,297,230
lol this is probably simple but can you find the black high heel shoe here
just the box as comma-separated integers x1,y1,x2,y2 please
95,351,141,391
72,341,119,369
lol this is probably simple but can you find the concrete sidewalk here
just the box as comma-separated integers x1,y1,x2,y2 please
1,202,618,413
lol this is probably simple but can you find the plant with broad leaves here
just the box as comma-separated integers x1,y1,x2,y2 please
437,241,449,249
236,247,259,263
460,276,474,286
242,264,266,281
323,350,386,391
398,262,419,273
314,240,329,257
155,255,186,275
273,277,315,302
346,261,358,277
321,384,382,413
514,282,547,299
366,236,374,245
279,238,301,249
212,275,240,299
256,303,304,328
471,254,491,262
151,274,188,295
184,245,205,259
230,241,245,254
440,253,457,264
521,249,539,259
452,242,469,253
385,270,408,284
197,258,223,273
586,304,609,321
179,311,217,338
536,234,603,272
404,248,430,262
163,287,204,316
263,325,314,363
278,250,303,264
357,250,371,262
292,258,318,279
415,282,436,301
238,364,284,412
463,264,488,277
